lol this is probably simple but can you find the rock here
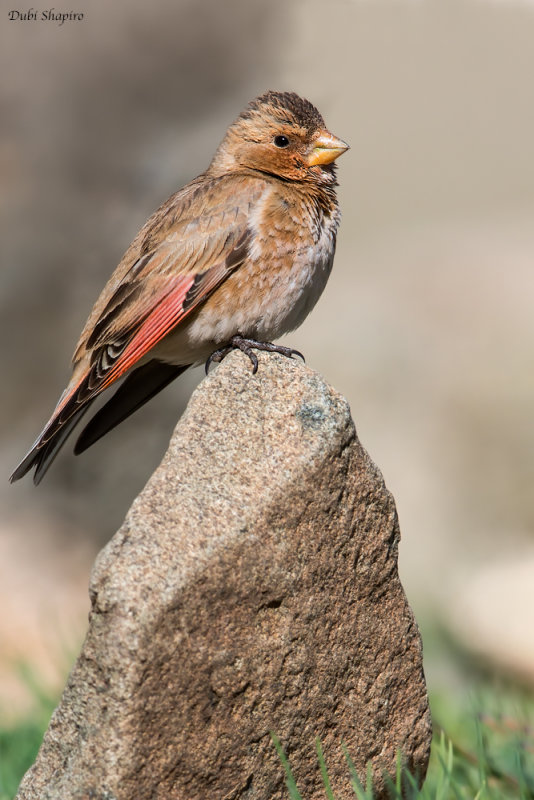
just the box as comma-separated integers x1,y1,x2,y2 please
16,352,431,800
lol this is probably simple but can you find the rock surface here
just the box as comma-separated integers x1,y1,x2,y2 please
17,352,431,800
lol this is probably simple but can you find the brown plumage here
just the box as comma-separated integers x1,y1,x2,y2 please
10,90,349,484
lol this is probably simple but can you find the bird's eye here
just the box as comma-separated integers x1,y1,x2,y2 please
273,135,290,148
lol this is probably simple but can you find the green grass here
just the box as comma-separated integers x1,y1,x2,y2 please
0,668,58,800
1,675,533,799
272,684,534,799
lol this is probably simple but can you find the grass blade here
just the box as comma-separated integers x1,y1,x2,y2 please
270,732,304,800
315,737,336,800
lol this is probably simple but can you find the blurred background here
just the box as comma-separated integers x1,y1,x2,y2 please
1,0,533,721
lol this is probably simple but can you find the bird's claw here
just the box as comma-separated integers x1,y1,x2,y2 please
205,346,232,374
205,336,305,375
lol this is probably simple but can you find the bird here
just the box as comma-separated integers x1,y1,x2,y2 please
10,90,349,485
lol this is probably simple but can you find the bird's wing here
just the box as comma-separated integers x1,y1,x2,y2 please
10,173,264,482
59,174,261,418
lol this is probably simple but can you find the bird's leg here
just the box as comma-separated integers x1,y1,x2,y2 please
205,335,305,375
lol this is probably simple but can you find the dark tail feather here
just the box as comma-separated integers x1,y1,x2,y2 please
74,360,190,455
10,360,189,484
10,403,93,485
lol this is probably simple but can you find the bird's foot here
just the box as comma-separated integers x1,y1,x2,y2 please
205,335,305,375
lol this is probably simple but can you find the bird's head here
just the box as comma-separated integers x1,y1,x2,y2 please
209,90,349,184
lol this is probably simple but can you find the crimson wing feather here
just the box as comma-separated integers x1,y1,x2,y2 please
9,174,257,484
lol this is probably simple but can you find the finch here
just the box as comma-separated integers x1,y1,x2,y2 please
10,90,348,484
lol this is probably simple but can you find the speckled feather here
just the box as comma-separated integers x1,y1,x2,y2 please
10,90,348,483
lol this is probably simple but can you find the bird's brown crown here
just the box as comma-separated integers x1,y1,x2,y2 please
208,91,346,185
239,91,326,132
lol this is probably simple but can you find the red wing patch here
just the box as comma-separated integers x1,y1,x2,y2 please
97,274,196,392
95,232,249,393
44,228,250,437
18,273,199,454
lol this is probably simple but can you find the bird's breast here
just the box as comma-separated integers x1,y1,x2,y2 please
158,185,340,363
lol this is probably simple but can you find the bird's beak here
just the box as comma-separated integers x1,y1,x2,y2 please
307,130,349,166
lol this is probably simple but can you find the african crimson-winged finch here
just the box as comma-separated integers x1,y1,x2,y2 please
11,90,348,484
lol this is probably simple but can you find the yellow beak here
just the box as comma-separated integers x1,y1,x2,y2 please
307,130,349,166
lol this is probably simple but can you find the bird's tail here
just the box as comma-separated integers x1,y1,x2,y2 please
9,402,93,485
9,360,190,484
